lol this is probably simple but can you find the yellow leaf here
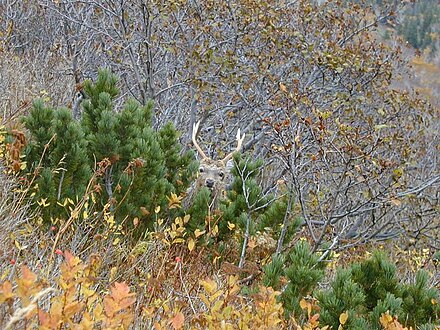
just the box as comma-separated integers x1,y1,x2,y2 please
188,238,195,252
227,222,235,230
379,311,393,326
1,269,11,281
194,229,205,238
211,225,218,236
212,255,221,266
71,209,79,220
155,206,161,214
200,278,218,294
247,238,257,249
140,207,150,216
199,293,210,307
167,193,183,209
14,240,21,250
211,300,223,312
37,198,50,207
299,298,308,310
109,267,118,282
374,124,389,130
392,168,403,181
339,311,348,325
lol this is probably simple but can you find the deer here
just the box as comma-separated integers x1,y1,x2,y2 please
186,121,245,210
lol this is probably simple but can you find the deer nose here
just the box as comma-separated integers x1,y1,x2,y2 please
206,179,215,188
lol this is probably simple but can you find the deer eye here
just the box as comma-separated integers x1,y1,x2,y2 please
199,167,205,173
219,171,225,179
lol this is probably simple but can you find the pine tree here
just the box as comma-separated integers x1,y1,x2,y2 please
186,187,212,233
279,240,326,317
219,153,285,235
21,69,196,233
317,251,440,329
80,69,196,230
22,101,90,221
401,270,440,327
351,250,401,310
317,268,368,328
262,254,285,289
81,70,120,163
371,293,404,329
51,108,90,200
23,100,55,169
157,122,198,195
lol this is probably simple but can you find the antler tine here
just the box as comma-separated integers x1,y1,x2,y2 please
222,128,245,164
192,121,208,160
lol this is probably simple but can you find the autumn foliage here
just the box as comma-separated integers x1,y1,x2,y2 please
0,0,439,329
0,251,136,329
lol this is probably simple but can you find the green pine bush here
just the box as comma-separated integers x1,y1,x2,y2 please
401,270,440,327
262,240,326,318
21,69,196,234
318,268,368,328
351,250,401,310
23,101,91,221
317,250,440,329
219,154,289,239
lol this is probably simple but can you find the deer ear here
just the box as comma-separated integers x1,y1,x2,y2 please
225,159,235,171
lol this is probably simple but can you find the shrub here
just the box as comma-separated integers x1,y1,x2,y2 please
20,69,196,233
263,240,326,318
318,251,440,329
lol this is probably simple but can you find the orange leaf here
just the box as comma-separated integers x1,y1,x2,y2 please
170,311,185,329
21,265,37,282
107,282,136,311
38,309,60,328
300,298,312,317
279,82,288,93
0,281,14,303
64,250,82,268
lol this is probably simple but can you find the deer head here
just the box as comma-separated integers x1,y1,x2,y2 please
190,121,245,201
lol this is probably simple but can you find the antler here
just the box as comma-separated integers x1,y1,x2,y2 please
192,121,208,160
222,128,245,164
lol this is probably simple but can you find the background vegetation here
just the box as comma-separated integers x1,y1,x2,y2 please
0,0,438,328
